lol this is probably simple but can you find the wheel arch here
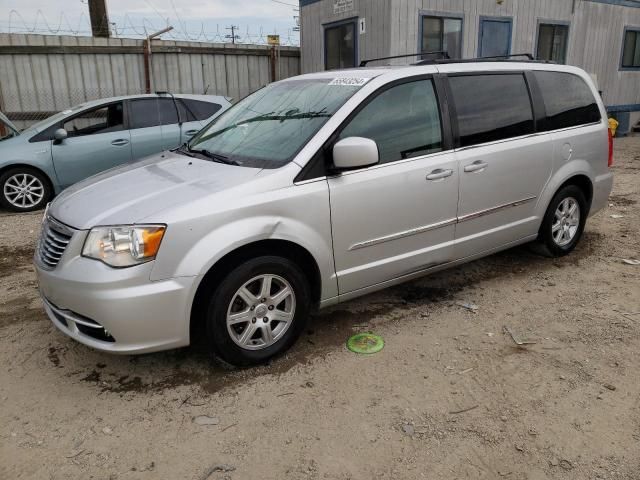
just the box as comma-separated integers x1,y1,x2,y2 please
0,163,55,193
555,174,593,211
189,239,322,343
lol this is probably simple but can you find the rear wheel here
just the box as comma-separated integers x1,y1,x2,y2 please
533,185,587,257
205,256,311,366
0,167,52,212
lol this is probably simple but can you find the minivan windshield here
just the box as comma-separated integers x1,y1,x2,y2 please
186,78,366,168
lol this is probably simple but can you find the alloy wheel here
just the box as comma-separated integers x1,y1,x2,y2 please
3,173,45,209
226,274,296,350
552,197,580,247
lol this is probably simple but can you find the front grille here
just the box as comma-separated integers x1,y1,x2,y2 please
38,217,73,269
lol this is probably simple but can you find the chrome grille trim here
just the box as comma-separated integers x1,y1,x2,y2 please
37,216,74,269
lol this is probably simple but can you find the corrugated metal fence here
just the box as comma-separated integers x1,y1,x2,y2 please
0,33,301,130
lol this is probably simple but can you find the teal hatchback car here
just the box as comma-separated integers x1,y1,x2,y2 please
0,93,230,212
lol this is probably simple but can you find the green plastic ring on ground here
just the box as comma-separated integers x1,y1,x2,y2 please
347,332,384,354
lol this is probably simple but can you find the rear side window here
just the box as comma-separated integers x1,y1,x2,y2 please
533,71,601,131
180,99,222,121
129,98,179,129
449,74,534,147
339,79,443,164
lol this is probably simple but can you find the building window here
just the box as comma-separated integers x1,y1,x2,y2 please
421,15,462,59
324,20,357,70
621,28,640,69
537,23,569,64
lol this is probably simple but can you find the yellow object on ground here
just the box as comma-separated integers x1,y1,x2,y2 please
609,117,619,137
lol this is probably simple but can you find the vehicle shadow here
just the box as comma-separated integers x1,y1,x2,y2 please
40,230,602,396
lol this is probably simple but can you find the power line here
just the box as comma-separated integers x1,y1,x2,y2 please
226,25,240,44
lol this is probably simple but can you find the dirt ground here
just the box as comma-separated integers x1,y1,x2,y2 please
1,138,639,480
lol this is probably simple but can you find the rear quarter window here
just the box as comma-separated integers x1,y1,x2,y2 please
533,71,601,131
181,99,222,121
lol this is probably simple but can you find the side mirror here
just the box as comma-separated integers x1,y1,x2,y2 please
332,137,379,171
53,128,68,144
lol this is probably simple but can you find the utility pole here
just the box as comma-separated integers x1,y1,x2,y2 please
88,0,111,38
226,25,240,44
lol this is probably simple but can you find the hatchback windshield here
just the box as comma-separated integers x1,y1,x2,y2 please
186,78,367,168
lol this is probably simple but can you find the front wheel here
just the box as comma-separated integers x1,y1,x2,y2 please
205,256,311,366
533,185,587,257
0,167,52,212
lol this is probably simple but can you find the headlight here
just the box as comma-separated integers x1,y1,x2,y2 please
82,225,166,267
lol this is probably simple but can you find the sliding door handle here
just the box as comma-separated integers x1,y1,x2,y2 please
464,161,488,173
426,168,454,181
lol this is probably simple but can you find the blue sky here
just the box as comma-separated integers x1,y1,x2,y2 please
1,0,300,45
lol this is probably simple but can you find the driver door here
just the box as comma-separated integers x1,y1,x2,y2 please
327,78,459,294
52,101,132,188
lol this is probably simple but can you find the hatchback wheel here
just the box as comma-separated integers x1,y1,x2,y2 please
534,185,587,257
205,255,311,366
0,168,52,212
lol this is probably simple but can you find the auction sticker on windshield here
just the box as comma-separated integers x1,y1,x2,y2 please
328,77,371,86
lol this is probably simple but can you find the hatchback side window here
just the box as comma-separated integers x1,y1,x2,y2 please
533,71,601,131
449,74,534,148
63,103,124,138
181,99,222,121
339,80,443,165
129,98,178,129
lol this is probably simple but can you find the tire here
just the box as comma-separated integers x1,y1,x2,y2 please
0,167,52,212
533,185,588,257
205,255,311,366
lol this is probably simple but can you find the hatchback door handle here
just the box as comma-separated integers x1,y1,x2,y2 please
111,139,129,146
185,129,199,136
426,168,454,181
464,161,488,173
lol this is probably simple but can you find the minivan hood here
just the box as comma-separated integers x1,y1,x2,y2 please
0,111,19,136
49,152,263,229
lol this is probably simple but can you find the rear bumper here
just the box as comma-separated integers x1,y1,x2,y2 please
590,171,614,217
36,256,199,354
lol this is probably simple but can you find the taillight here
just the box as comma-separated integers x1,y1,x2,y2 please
608,128,614,167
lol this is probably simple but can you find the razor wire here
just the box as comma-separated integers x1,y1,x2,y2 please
2,9,300,46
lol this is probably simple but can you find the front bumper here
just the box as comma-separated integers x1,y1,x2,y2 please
35,245,199,354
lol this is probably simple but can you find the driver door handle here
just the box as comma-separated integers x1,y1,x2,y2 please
185,129,199,136
111,139,130,146
426,168,454,181
464,161,488,173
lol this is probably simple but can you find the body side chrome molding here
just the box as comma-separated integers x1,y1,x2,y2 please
349,217,457,251
348,196,537,251
457,196,537,223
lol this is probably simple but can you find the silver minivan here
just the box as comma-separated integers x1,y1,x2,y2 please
35,61,614,365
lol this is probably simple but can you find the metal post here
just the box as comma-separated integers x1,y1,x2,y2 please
143,39,151,94
270,46,277,83
88,0,110,38
142,26,174,94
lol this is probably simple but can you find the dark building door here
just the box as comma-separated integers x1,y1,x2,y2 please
325,19,357,70
479,17,512,57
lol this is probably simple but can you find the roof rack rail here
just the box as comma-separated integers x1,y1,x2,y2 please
359,51,450,67
413,53,542,65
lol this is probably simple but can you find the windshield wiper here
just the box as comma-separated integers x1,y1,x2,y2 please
188,147,240,166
